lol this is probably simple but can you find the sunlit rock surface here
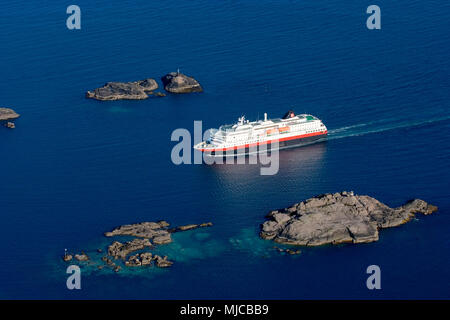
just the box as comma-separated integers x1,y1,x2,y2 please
260,192,438,246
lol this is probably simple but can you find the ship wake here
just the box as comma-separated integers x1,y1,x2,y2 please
328,115,450,141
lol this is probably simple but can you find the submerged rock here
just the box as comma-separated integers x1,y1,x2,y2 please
260,192,438,246
0,108,20,121
161,72,203,93
86,78,158,101
273,247,301,255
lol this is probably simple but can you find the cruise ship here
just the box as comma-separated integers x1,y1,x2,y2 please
194,110,327,156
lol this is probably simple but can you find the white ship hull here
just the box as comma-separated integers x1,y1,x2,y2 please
194,111,327,156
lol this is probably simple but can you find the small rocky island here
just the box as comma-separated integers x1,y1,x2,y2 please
0,107,20,129
86,72,202,100
86,79,166,101
63,220,213,272
161,72,203,93
260,192,438,246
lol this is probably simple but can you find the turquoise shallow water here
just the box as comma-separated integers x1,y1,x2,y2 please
0,0,449,299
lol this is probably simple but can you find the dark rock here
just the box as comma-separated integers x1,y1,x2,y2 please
260,192,438,246
161,72,203,93
132,79,158,92
86,78,158,101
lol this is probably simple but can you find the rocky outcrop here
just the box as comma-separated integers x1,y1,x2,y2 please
107,238,152,260
86,79,159,101
64,220,213,272
5,122,15,129
161,72,203,93
85,72,202,99
63,254,73,262
260,192,438,246
170,222,213,233
74,253,89,261
125,252,153,267
105,221,172,243
0,108,20,121
102,220,212,270
104,220,213,242
132,79,158,92
153,233,172,245
154,255,173,268
125,253,173,268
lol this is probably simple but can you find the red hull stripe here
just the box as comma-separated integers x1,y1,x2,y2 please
199,130,327,152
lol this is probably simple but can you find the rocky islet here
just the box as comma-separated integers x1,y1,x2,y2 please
260,191,438,246
86,72,202,101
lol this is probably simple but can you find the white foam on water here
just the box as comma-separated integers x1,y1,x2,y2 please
328,115,450,141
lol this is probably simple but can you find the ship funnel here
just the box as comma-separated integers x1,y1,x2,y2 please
264,113,267,121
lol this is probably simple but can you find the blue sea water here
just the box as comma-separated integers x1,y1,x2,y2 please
0,0,449,299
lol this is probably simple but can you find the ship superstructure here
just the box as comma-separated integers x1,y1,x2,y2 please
194,110,327,156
